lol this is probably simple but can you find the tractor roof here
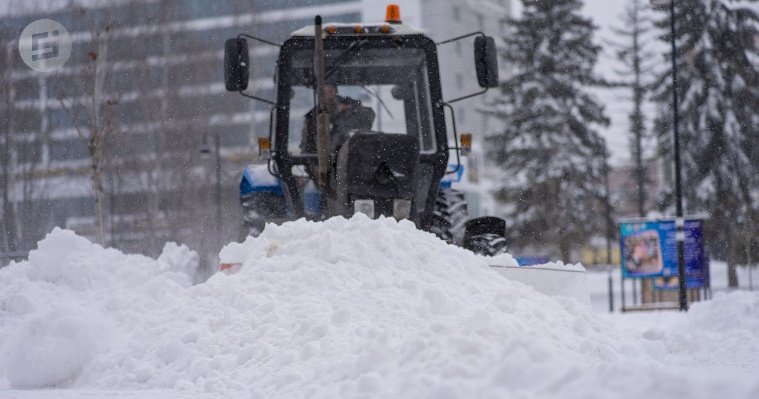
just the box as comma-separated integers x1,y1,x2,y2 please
290,22,426,38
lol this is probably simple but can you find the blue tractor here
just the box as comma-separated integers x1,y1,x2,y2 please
226,5,507,255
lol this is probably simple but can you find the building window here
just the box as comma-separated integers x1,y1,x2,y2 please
453,6,461,22
53,196,94,222
49,138,88,161
14,140,42,164
456,73,464,90
48,75,94,100
48,106,89,130
455,41,462,57
12,109,41,133
13,78,40,101
219,124,251,147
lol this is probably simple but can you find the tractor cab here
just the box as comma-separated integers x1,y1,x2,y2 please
274,22,448,221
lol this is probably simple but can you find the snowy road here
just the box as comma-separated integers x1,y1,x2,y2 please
1,216,757,398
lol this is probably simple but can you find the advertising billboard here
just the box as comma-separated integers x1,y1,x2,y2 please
619,219,709,288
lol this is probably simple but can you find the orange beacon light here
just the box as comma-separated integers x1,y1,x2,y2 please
385,4,401,24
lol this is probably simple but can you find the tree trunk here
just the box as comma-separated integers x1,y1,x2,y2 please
631,4,647,218
1,152,18,253
746,231,752,290
727,233,739,288
91,158,105,244
728,262,739,288
559,235,572,263
88,20,110,245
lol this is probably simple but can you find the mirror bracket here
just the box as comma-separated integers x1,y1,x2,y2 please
445,87,488,104
240,90,276,106
435,31,485,46
237,33,281,47
442,102,462,176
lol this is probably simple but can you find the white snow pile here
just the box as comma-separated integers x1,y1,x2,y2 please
1,216,759,399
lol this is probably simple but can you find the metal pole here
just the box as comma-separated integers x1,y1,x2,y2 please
668,0,688,312
621,275,626,311
632,279,638,305
313,16,331,192
602,143,613,265
608,269,614,312
215,132,222,249
747,232,754,291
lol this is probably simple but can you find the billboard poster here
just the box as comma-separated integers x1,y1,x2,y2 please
620,219,708,289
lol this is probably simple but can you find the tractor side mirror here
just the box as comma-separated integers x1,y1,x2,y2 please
474,36,498,88
224,38,249,91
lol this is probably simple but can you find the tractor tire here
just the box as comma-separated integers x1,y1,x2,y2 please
241,201,266,237
429,188,468,244
465,233,509,256
241,192,287,237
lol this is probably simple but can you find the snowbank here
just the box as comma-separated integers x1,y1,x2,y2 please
0,228,199,390
1,217,758,398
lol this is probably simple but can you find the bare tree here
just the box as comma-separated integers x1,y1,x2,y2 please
56,5,117,244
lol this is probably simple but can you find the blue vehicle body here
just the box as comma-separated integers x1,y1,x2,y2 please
240,165,283,197
438,164,465,190
240,164,463,206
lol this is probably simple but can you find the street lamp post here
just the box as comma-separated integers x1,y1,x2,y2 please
601,140,613,265
214,132,222,249
594,138,614,266
200,133,223,251
652,0,687,311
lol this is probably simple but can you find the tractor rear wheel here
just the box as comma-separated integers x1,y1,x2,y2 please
465,233,509,256
429,188,468,244
241,200,266,237
241,192,287,237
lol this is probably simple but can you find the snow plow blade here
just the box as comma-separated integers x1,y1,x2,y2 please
220,262,589,304
490,265,589,305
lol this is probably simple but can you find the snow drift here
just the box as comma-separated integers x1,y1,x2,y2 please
1,216,758,398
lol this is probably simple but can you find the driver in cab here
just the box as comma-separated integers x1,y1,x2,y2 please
300,83,375,156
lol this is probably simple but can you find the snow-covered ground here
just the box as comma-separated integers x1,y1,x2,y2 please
1,216,758,398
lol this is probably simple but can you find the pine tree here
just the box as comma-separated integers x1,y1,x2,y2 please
651,0,759,287
609,0,656,217
484,0,610,260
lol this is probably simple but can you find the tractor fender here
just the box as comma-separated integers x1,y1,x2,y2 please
239,164,288,239
462,216,508,256
240,164,283,198
464,216,505,239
